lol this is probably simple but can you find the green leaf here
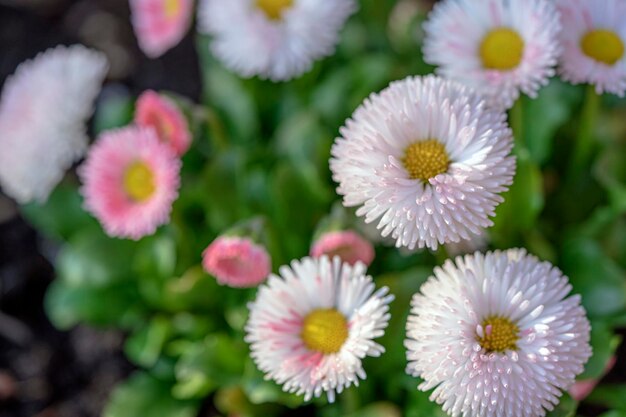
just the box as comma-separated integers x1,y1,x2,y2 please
523,80,577,165
172,334,247,399
491,150,544,246
93,87,134,135
21,182,98,241
125,315,173,368
585,385,626,411
103,372,198,417
545,394,578,417
133,233,177,280
373,267,432,397
594,142,626,213
405,388,448,417
57,230,137,287
580,321,621,380
561,237,626,317
45,278,142,330
197,36,259,144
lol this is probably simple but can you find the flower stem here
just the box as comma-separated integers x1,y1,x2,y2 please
569,85,601,178
510,98,525,154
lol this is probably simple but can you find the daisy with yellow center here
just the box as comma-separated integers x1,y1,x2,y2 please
405,249,592,417
245,256,393,402
331,75,515,250
198,0,357,81
80,126,181,240
422,0,561,109
557,0,626,96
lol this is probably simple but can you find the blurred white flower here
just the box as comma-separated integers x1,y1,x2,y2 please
197,0,356,81
0,45,108,203
422,0,561,109
405,249,592,417
556,0,626,96
330,75,515,251
245,256,393,402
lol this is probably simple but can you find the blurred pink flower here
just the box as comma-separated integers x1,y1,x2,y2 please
202,236,271,288
79,126,181,240
135,90,191,156
130,0,194,58
310,230,375,267
569,356,617,402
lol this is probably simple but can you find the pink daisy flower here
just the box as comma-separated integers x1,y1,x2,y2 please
310,230,375,267
79,126,181,240
135,90,191,156
556,0,626,96
130,0,194,58
202,236,271,288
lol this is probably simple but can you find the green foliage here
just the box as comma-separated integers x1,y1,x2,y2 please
21,1,626,417
103,372,199,417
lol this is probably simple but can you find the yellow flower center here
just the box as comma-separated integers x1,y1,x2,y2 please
402,139,450,181
164,0,181,19
301,308,349,354
477,316,519,353
480,28,525,70
123,161,156,202
581,29,624,66
255,0,293,20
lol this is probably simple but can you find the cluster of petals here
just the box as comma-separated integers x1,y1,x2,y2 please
79,126,181,240
405,249,592,417
197,0,357,81
330,75,515,250
245,256,393,402
556,0,626,96
422,0,561,109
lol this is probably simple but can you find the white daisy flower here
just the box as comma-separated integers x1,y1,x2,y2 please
330,75,515,251
197,0,356,81
422,0,561,109
0,45,108,203
245,256,393,402
405,249,592,417
556,0,626,96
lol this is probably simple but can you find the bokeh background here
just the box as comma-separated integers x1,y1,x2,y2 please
1,1,625,417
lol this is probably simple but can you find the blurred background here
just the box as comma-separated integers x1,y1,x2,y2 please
1,1,625,417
